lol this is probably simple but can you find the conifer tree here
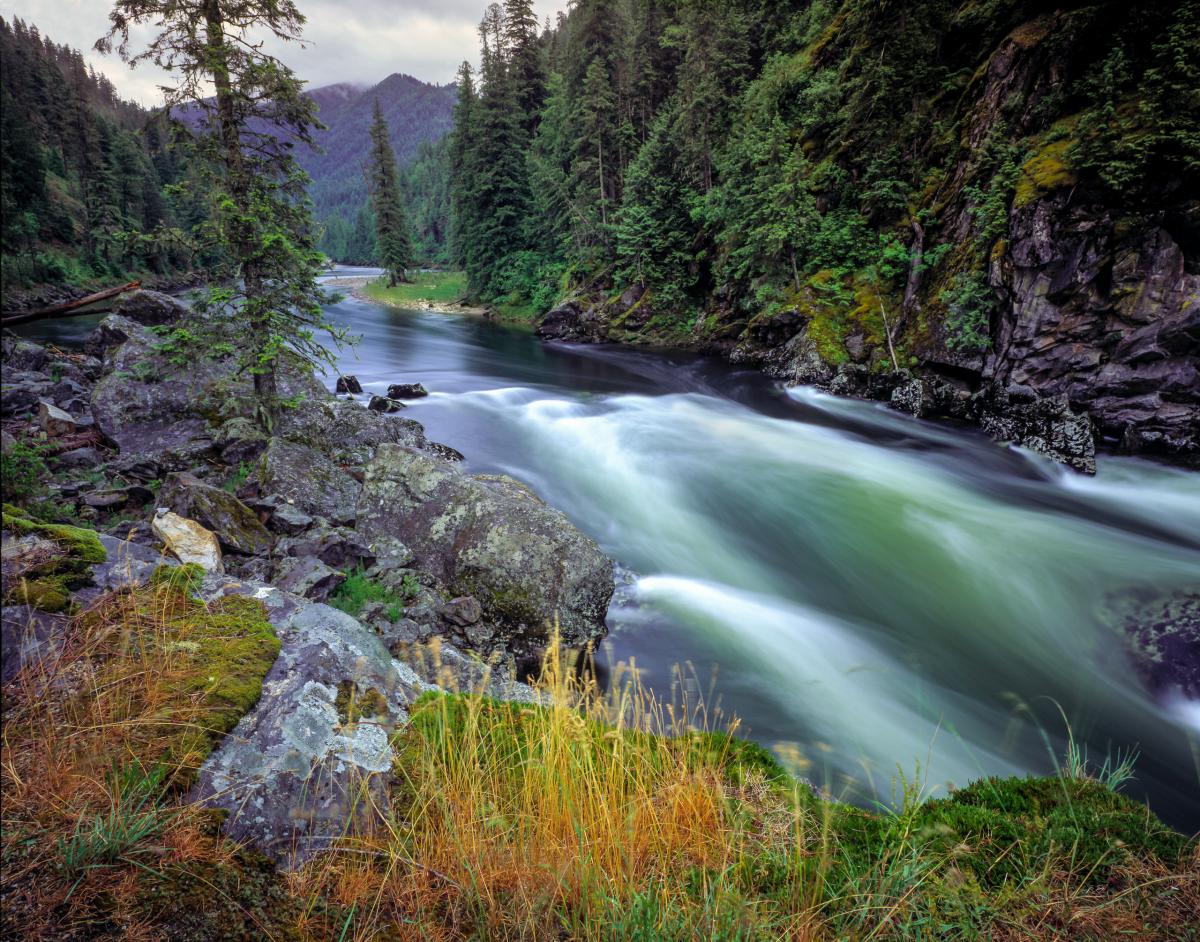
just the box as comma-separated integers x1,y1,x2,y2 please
367,99,414,286
100,0,341,427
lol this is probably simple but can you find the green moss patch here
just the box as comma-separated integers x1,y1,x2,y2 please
2,503,106,566
1015,136,1077,207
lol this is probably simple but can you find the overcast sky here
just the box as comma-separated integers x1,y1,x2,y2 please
0,0,568,104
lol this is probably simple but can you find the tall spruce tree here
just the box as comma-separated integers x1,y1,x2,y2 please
367,99,414,286
100,0,341,427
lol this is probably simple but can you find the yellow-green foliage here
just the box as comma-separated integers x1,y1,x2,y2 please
783,271,900,368
1015,137,1078,207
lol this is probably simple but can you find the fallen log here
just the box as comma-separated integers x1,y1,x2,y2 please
1,281,140,328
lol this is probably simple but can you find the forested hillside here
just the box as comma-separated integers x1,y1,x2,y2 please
450,0,1199,465
303,74,455,263
0,16,211,290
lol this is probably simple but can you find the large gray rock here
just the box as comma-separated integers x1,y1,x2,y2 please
192,592,432,866
159,472,272,556
112,289,189,326
357,444,614,652
256,439,360,526
89,315,214,458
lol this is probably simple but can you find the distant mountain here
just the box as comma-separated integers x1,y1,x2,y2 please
300,74,456,228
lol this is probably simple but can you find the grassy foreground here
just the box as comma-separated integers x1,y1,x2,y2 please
1,560,1197,939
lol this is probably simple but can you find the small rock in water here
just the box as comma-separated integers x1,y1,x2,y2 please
151,509,223,572
368,395,405,413
336,375,363,394
387,383,428,400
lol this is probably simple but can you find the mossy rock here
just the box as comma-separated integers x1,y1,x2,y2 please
2,503,106,568
7,575,72,612
1014,136,1077,208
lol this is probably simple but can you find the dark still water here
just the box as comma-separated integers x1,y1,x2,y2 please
23,268,1200,830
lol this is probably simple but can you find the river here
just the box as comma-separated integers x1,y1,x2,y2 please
21,268,1200,830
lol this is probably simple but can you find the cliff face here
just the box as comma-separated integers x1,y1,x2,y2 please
989,195,1198,464
535,3,1199,472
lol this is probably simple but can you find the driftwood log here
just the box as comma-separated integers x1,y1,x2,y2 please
0,281,140,328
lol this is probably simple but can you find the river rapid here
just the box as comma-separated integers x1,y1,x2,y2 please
22,268,1200,830
310,270,1200,830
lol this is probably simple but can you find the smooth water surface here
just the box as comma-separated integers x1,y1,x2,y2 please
25,268,1200,828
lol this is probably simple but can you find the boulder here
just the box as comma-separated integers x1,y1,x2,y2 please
112,289,189,326
1119,592,1200,700
159,472,272,556
280,524,375,570
268,503,314,536
38,400,83,437
273,555,345,603
357,444,614,652
55,446,102,470
536,300,584,340
1,333,48,372
386,383,428,400
973,385,1096,473
90,315,212,458
151,509,223,572
335,375,363,394
368,395,405,413
439,595,482,627
192,596,432,866
256,439,360,526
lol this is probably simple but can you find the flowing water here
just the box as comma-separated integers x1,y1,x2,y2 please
22,268,1200,829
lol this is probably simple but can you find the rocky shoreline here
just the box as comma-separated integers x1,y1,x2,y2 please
1,289,613,865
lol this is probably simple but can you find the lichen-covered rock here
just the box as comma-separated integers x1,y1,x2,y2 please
192,594,432,866
358,444,614,652
152,509,223,572
159,472,272,556
256,438,360,526
275,396,427,466
974,384,1096,473
1117,592,1200,700
89,315,214,458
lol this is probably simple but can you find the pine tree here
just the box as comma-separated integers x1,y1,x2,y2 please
367,99,414,286
100,0,342,427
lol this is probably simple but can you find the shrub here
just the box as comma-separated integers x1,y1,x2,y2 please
940,270,996,352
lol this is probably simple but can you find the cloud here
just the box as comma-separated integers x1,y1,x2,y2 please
0,0,567,105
